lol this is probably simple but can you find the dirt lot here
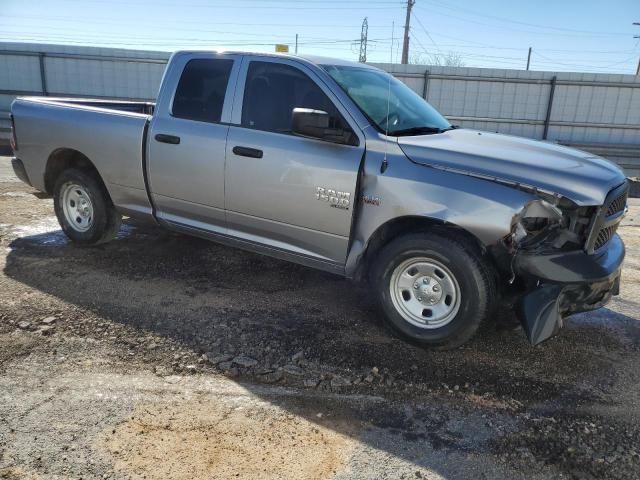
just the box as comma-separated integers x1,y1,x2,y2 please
1,156,640,479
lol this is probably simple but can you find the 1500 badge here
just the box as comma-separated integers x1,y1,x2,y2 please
316,187,350,210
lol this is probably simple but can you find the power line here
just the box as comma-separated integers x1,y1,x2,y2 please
533,50,640,69
395,28,638,72
0,24,298,41
0,37,382,54
409,32,438,63
420,0,633,36
411,13,443,58
0,13,380,30
0,24,395,46
46,0,407,10
5,20,634,61
2,34,632,72
415,4,633,38
2,0,637,73
401,25,640,64
0,19,396,49
421,43,637,55
56,0,405,4
409,10,636,70
0,32,392,48
4,7,634,52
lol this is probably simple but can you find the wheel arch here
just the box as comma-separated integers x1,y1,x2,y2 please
44,148,109,199
350,215,489,282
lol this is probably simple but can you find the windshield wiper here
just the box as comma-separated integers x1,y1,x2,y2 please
387,126,444,137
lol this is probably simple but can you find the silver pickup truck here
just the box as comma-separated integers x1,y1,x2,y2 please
9,51,628,349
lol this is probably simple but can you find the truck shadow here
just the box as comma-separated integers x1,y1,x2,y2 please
4,218,640,477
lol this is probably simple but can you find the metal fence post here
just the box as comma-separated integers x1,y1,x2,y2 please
38,53,48,96
422,69,430,100
542,75,557,140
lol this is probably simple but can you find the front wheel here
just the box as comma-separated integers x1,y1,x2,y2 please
371,232,495,350
53,168,122,245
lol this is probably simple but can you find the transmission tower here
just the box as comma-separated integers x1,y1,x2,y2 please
359,17,368,63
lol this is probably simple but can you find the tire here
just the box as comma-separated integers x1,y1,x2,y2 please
371,231,495,350
53,168,122,245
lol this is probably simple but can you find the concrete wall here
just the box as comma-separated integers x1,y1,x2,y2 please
2,42,639,176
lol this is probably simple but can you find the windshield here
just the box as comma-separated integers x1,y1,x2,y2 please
322,65,451,136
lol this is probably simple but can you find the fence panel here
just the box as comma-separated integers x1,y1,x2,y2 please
1,43,638,175
373,63,640,175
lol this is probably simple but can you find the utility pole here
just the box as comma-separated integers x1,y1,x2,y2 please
359,17,368,63
401,0,415,64
295,34,298,54
526,47,532,70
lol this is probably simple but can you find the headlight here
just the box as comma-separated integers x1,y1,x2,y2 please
511,199,565,246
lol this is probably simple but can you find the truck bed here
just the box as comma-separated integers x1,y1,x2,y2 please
11,96,155,219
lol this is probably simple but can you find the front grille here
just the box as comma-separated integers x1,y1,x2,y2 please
594,225,615,250
586,181,628,254
605,190,627,217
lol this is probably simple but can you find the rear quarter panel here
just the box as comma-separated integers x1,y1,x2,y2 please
11,98,152,216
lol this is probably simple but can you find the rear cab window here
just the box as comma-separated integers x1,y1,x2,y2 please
172,58,234,123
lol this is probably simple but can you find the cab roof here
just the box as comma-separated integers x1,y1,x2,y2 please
174,49,381,70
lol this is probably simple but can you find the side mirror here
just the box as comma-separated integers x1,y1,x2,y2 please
292,108,353,144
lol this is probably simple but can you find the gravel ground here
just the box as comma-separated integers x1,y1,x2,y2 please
1,156,639,479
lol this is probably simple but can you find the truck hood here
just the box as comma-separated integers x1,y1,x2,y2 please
397,129,626,205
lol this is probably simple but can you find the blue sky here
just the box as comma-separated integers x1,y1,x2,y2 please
1,0,639,73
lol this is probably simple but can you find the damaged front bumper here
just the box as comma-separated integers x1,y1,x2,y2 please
514,234,624,345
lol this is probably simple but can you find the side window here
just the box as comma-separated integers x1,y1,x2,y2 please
172,58,233,123
241,61,350,136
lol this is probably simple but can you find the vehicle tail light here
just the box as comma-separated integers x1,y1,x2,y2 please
10,114,18,152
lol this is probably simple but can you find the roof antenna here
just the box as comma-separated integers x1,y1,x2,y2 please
380,72,391,174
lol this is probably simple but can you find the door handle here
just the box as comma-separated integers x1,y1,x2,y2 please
232,146,263,159
155,133,181,145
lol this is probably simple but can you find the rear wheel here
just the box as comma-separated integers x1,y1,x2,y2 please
371,232,495,349
53,168,121,245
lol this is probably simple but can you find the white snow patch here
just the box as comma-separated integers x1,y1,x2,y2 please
1,217,138,247
3,216,68,246
1,191,31,198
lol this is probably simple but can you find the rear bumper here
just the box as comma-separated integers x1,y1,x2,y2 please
11,157,31,186
514,234,624,345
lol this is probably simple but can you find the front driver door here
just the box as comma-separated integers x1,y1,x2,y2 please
225,57,364,266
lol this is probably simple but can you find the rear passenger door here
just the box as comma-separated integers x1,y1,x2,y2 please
225,57,364,266
148,53,240,233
